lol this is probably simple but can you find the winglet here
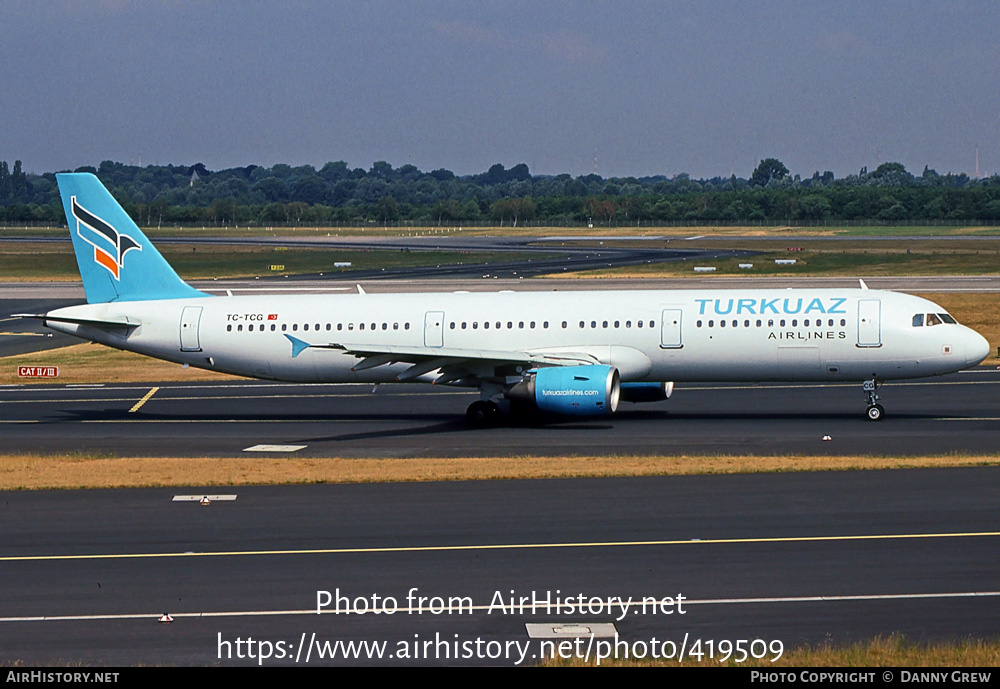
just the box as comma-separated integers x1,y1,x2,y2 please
284,334,311,358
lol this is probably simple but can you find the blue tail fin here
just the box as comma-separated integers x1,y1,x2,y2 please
57,173,208,303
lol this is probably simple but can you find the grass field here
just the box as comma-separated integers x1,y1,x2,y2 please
0,240,548,281
542,634,1000,667
2,452,998,491
5,223,1000,240
552,238,1000,278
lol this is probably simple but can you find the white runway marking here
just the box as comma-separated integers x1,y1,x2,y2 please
243,444,307,452
4,590,999,624
172,494,238,502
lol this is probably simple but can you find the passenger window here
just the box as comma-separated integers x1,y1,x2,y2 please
227,324,232,332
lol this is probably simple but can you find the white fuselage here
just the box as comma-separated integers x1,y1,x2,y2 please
44,288,990,386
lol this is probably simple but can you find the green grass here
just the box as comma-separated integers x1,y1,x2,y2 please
0,240,552,280
557,238,1000,278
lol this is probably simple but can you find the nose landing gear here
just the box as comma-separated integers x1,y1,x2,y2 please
863,378,884,421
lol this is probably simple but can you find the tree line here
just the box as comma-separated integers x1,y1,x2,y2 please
1,157,999,226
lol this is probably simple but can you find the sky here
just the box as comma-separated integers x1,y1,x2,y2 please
1,1,997,179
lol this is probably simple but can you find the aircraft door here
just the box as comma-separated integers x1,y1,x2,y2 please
179,306,203,352
660,308,683,348
857,299,881,347
424,310,444,348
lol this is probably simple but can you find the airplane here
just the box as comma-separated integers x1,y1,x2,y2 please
18,173,991,424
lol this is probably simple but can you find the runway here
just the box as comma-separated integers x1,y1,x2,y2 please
3,469,999,665
3,238,1000,665
2,371,999,457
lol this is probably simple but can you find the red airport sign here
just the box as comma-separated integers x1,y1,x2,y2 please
17,366,59,378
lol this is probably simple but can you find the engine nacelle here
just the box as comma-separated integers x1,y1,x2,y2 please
620,381,673,403
507,365,621,416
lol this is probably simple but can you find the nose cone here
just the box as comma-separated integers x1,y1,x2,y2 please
964,328,991,367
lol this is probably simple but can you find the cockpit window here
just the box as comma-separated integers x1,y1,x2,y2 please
912,314,924,327
926,313,943,326
939,313,957,324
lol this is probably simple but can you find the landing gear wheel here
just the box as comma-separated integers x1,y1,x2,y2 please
465,400,500,426
862,377,883,421
866,404,884,421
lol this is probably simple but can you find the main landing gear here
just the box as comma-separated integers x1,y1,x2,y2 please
863,377,884,421
466,400,500,426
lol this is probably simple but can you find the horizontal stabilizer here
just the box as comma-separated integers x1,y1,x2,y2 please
14,313,136,329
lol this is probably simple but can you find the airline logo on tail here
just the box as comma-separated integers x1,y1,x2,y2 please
70,196,142,280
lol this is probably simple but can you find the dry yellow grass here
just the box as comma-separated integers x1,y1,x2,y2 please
2,452,998,491
0,343,240,385
543,634,1000,667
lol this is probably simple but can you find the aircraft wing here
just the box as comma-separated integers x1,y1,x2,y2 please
284,334,600,383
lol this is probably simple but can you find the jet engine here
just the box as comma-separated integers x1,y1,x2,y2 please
506,365,621,416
